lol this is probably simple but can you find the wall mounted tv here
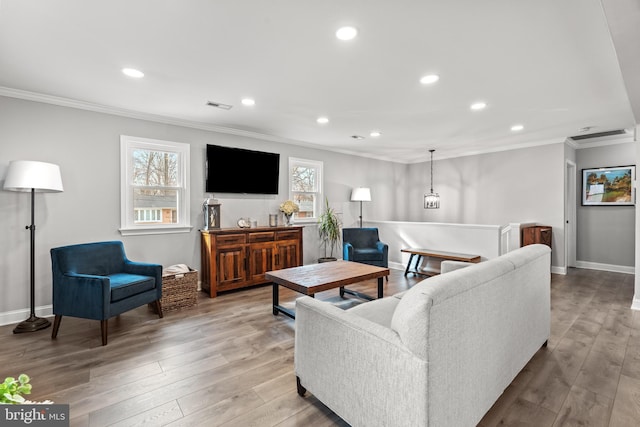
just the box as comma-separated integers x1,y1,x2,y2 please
205,144,280,194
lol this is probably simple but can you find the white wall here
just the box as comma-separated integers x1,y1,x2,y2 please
575,142,636,271
0,95,399,319
404,144,566,268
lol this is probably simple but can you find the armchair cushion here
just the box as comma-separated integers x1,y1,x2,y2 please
109,273,156,302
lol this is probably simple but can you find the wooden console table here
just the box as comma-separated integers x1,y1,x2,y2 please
401,248,481,277
201,226,303,297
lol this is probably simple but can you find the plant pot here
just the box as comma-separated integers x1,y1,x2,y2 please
318,257,337,263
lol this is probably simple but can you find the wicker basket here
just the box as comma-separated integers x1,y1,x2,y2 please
159,267,198,311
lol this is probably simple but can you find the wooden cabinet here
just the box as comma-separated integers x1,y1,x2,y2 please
201,226,303,297
521,225,552,249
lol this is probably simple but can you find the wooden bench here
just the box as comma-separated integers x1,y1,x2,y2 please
401,248,481,277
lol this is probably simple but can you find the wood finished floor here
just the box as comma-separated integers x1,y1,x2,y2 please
1,268,639,426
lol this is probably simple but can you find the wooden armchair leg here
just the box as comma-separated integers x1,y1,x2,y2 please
155,300,163,319
101,320,108,346
51,315,62,340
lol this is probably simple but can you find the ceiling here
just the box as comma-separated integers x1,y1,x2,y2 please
0,0,638,163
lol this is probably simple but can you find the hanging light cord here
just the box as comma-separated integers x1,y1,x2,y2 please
429,149,435,192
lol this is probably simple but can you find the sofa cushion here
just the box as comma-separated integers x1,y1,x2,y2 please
390,257,514,359
109,273,156,302
347,296,400,328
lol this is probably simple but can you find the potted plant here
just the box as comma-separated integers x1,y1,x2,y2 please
0,373,51,404
1,374,31,404
317,198,341,262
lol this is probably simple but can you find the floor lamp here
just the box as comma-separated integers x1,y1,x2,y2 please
4,160,64,333
350,187,371,228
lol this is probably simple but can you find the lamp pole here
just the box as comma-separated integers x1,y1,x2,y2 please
13,188,51,333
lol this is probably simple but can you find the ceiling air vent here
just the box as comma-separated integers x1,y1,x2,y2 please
206,101,233,110
569,129,626,141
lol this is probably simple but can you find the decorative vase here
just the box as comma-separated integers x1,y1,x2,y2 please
283,213,293,226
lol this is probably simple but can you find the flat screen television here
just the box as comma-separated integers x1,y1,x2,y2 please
205,144,280,194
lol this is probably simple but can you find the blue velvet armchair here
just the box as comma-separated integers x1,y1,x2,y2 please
50,241,163,346
342,228,389,271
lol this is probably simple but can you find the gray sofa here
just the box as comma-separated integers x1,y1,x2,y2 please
294,244,551,427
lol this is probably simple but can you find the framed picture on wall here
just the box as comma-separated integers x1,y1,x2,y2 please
581,165,635,206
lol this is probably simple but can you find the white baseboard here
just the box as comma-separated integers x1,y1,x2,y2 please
632,296,640,311
389,261,405,271
575,260,635,275
0,305,53,327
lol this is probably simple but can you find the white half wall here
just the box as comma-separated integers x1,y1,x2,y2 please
367,220,504,270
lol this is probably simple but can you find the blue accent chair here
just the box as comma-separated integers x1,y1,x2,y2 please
342,228,389,273
50,241,163,346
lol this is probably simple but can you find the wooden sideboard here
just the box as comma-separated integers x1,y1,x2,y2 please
200,226,303,297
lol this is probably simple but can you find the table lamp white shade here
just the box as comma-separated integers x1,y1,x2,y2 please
350,187,371,202
3,160,64,192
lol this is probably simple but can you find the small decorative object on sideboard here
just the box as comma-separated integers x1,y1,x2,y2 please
269,214,278,227
237,218,251,228
280,200,299,226
156,264,198,312
203,197,221,230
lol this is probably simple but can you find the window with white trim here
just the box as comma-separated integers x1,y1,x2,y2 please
289,157,323,222
120,135,191,235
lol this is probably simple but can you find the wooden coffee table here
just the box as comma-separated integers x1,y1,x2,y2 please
266,260,390,319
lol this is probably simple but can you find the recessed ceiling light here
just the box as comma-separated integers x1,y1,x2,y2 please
122,68,144,78
336,26,358,41
420,74,439,85
511,124,524,132
470,102,487,110
370,131,381,137
241,98,255,106
351,135,365,140
317,116,329,124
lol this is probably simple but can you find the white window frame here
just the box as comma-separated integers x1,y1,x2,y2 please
120,135,191,236
288,157,323,223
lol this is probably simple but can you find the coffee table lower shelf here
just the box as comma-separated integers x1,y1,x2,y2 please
266,260,389,319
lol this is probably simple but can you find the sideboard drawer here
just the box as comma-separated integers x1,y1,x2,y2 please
216,234,246,245
276,230,301,241
248,232,275,242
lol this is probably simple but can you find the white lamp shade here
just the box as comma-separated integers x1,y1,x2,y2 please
350,187,371,202
3,160,64,192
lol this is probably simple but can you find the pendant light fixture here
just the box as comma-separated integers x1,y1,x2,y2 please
424,149,440,209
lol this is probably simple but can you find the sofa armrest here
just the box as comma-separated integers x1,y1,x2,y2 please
295,297,428,427
53,273,111,320
440,260,475,274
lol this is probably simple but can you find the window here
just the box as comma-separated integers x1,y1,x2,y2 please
289,157,323,222
120,135,191,235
